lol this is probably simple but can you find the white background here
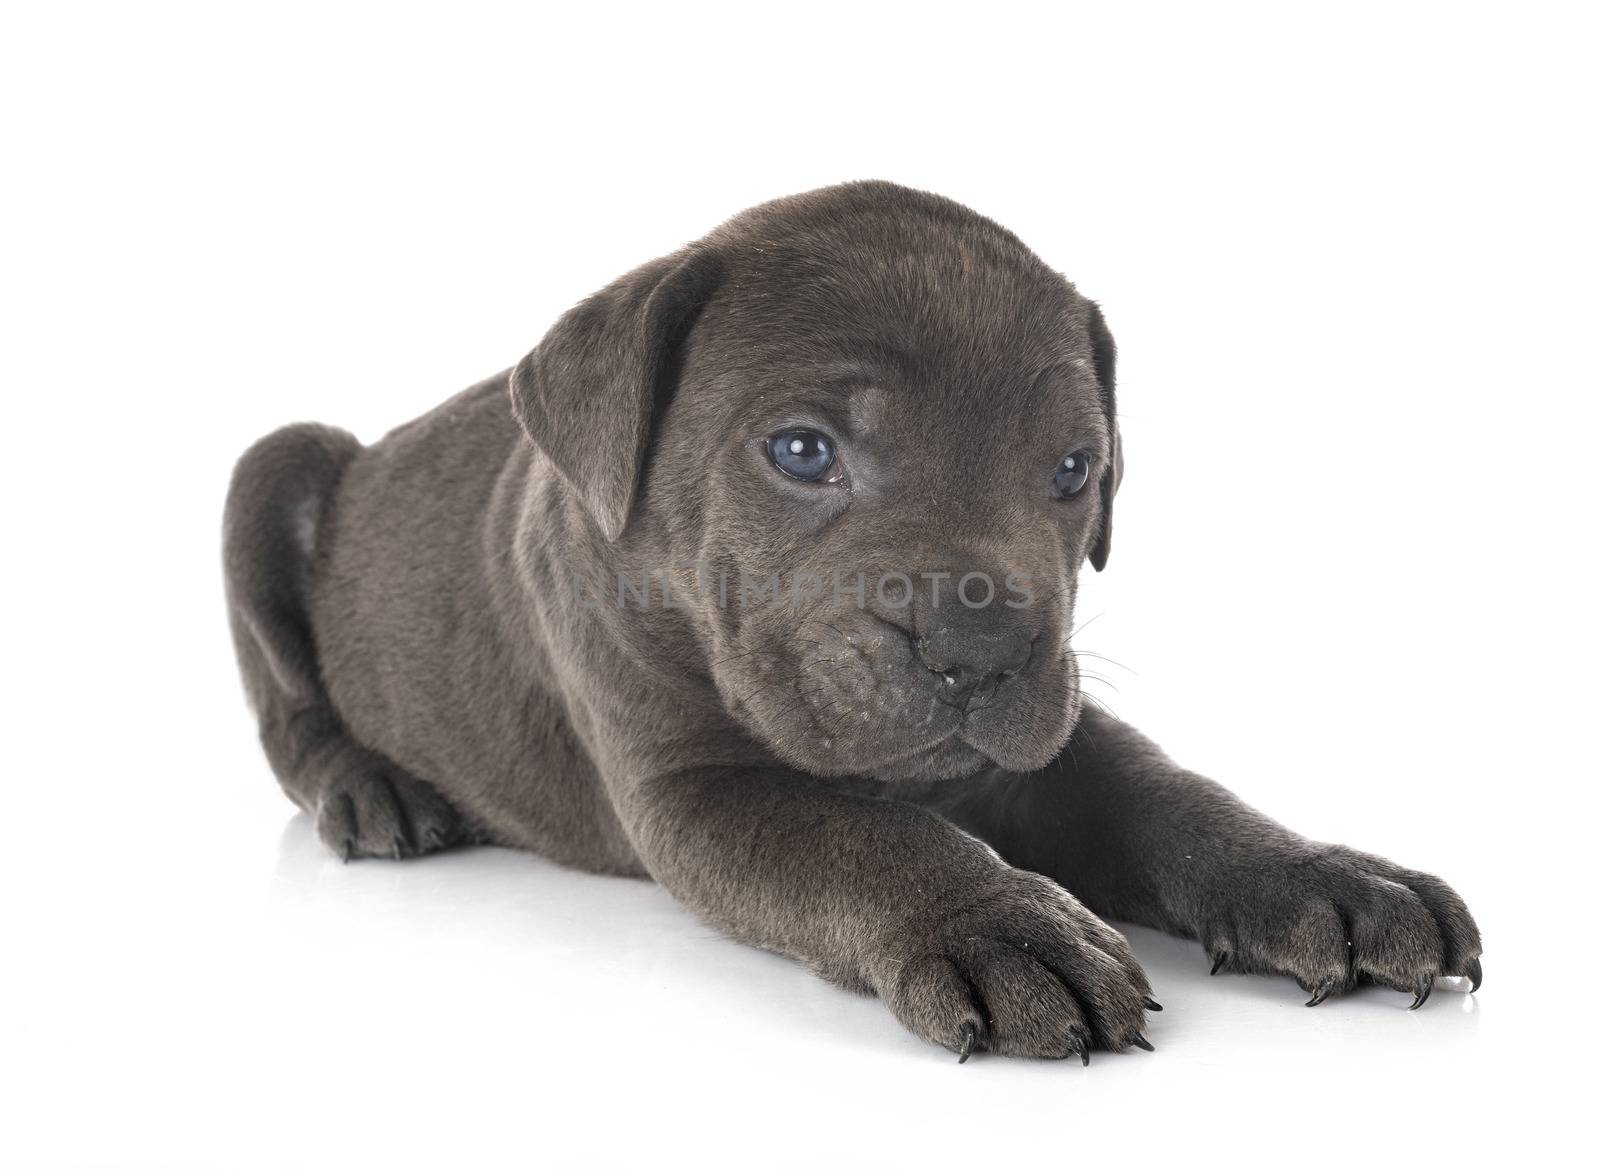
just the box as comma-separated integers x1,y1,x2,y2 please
4,3,1597,1166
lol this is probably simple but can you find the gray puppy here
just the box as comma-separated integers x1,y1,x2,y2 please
224,181,1481,1061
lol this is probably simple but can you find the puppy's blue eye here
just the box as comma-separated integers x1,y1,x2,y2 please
1053,450,1092,498
767,429,837,482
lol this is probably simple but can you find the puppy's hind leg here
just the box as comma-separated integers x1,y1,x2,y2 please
223,423,466,860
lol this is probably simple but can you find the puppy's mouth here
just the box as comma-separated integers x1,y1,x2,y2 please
856,732,995,782
720,620,1078,782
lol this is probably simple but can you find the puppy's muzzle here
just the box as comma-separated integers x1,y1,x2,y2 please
903,613,1035,714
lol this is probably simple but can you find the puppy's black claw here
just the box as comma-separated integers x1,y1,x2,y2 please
1209,952,1228,976
1129,1033,1155,1053
1410,976,1434,1010
1305,981,1335,1007
1466,958,1483,993
339,840,353,864
1143,997,1163,1012
1065,1031,1090,1066
957,1022,976,1064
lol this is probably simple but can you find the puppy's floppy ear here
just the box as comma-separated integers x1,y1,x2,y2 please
1085,300,1122,572
510,247,721,541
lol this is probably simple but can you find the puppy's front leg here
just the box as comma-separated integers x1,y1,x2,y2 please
931,708,1482,1005
625,766,1156,1059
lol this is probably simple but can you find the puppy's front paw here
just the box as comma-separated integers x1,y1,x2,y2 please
877,871,1155,1062
1203,845,1482,1006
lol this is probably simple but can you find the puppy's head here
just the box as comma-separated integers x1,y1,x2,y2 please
513,181,1121,781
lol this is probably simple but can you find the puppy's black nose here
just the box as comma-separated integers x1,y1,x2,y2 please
916,628,1032,712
